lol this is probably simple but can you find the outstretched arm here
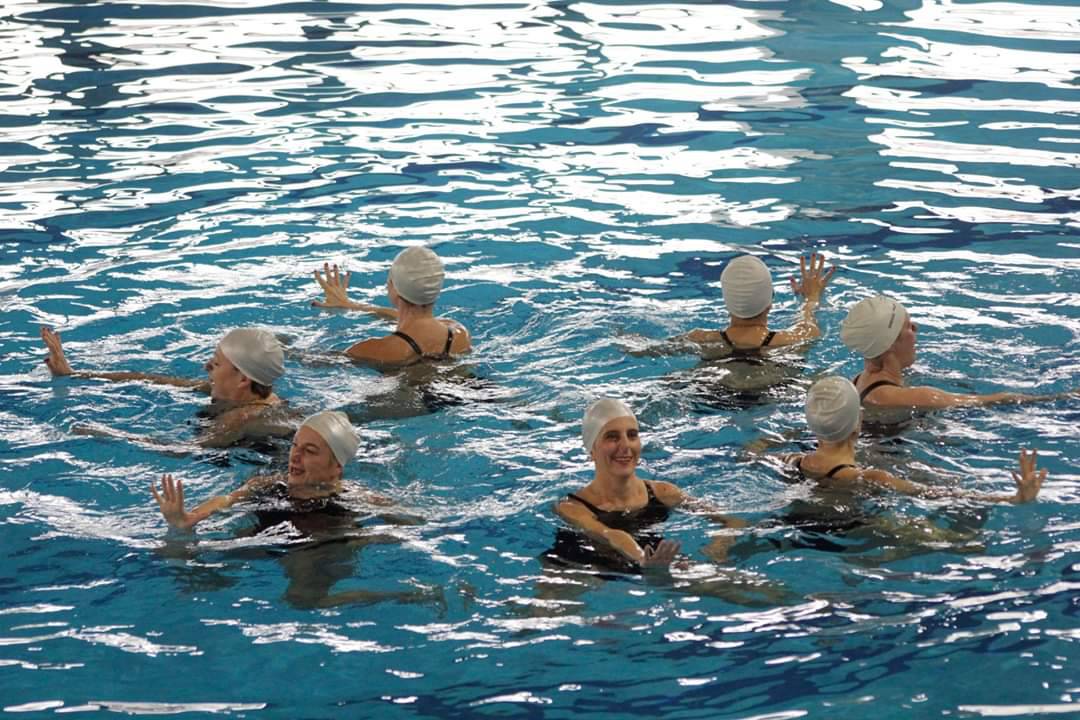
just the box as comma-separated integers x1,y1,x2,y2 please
151,474,273,530
41,327,208,392
860,448,1046,504
772,253,835,346
868,383,1064,411
312,263,399,322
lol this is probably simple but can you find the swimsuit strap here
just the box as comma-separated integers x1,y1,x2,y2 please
567,481,658,517
852,372,861,385
721,329,774,351
566,493,605,516
824,463,856,478
393,328,455,361
391,330,425,358
859,379,901,401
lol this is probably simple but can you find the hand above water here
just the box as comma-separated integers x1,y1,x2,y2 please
312,263,354,309
789,253,835,303
151,473,193,529
40,327,73,376
1011,448,1047,504
641,539,681,570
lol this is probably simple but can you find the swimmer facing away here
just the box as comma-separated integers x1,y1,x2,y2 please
41,326,290,448
649,253,835,359
551,398,745,573
841,295,1077,410
784,376,1047,504
311,246,471,367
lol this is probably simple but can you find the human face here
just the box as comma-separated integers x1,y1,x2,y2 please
590,416,641,480
386,277,401,308
891,316,918,368
288,426,342,490
204,347,247,401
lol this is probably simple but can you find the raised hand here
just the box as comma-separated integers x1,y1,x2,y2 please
312,263,354,309
641,539,681,569
1011,448,1047,504
151,474,193,529
789,253,835,302
40,327,73,376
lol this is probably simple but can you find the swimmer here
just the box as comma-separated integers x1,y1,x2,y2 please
41,326,289,448
841,295,1074,410
550,398,744,573
153,411,438,610
151,411,379,529
643,253,835,359
784,376,1046,504
311,246,471,367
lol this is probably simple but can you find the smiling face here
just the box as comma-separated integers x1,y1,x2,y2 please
204,347,249,401
590,415,641,481
287,426,342,491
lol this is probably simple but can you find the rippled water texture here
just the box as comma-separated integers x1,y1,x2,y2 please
1,0,1079,717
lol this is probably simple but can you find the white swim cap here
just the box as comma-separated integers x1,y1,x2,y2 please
582,398,636,452
805,376,861,442
300,411,358,467
721,255,773,319
389,246,444,306
218,328,285,387
840,295,908,359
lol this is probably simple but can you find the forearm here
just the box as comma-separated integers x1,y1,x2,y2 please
177,495,234,529
787,298,821,340
600,528,647,564
72,371,208,392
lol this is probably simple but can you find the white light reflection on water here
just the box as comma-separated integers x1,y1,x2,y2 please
0,0,1078,717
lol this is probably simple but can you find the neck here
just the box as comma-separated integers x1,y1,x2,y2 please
589,469,641,500
288,476,342,500
814,437,856,463
395,302,435,329
864,353,905,384
729,314,768,329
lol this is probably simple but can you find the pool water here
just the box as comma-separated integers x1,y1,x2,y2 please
1,0,1079,717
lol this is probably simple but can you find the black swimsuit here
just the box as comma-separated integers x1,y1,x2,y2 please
720,329,776,360
852,372,902,402
793,456,856,480
393,327,454,363
546,481,671,574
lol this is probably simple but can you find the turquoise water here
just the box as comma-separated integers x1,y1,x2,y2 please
2,0,1079,717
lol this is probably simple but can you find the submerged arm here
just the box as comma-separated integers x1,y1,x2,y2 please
554,499,679,569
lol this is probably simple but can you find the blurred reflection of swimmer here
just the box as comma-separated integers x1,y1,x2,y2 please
42,326,294,449
152,411,438,609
